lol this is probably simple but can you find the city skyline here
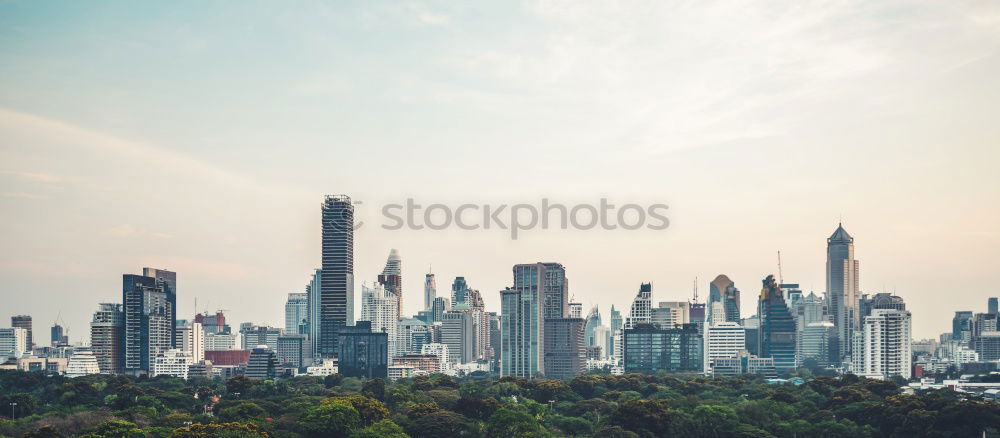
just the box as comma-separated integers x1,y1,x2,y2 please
3,1,1000,342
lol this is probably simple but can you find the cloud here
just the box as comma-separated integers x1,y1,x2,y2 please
0,170,62,183
107,224,172,240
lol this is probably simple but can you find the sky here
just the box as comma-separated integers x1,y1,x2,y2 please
2,0,999,342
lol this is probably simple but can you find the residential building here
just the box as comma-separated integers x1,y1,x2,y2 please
65,348,101,378
175,320,205,363
712,351,777,378
360,282,399,356
11,315,33,350
337,321,388,378
320,195,355,357
377,248,402,316
0,328,27,358
246,346,278,380
707,322,746,365
625,283,653,329
393,353,441,374
860,309,912,379
420,343,450,372
152,349,193,379
122,269,176,375
544,318,586,379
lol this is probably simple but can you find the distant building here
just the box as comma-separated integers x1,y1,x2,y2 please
240,325,280,350
285,292,308,335
11,315,33,350
204,350,251,366
90,304,123,374
827,223,860,365
707,322,746,365
122,269,176,375
624,283,652,329
712,350,777,378
441,310,475,364
623,323,702,374
246,346,278,380
544,318,586,379
953,311,974,343
377,249,403,316
569,302,583,319
420,343,450,373
50,324,68,346
424,271,437,312
0,328,27,358
396,318,429,357
709,275,741,323
432,297,451,323
859,309,912,379
277,334,309,368
320,195,355,357
501,263,563,378
451,276,470,306
360,282,399,356
152,349,193,379
187,360,214,379
393,353,441,374
974,332,1000,361
175,321,205,362
798,321,834,367
337,321,388,378
66,348,101,378
758,275,797,370
653,301,690,328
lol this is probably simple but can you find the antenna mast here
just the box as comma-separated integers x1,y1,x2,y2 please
693,277,699,303
777,250,784,285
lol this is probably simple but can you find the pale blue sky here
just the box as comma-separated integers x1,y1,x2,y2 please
2,0,999,341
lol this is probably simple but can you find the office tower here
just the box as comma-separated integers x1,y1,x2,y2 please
742,315,761,355
425,271,437,312
540,263,569,319
709,301,727,325
990,297,999,316
361,282,399,356
488,312,501,371
152,349,192,379
690,302,706,329
795,292,827,331
609,305,622,358
338,321,388,378
451,276,469,305
50,324,68,346
0,328,27,358
175,321,205,363
90,303,123,374
781,284,803,309
623,323,702,373
320,195,355,357
123,271,175,375
709,275,741,323
420,343,450,372
826,223,859,365
653,302,691,328
500,263,553,378
798,321,834,367
952,311,974,343
591,326,610,359
707,322,746,365
974,332,1000,361
277,334,308,368
432,297,450,322
584,306,602,346
860,309,912,379
305,269,321,357
625,283,653,329
971,313,998,339
569,302,583,319
441,310,475,364
377,249,402,316
397,317,428,356
465,288,491,361
241,325,281,350
246,346,278,379
543,317,586,379
10,315,32,350
65,348,101,378
285,293,308,335
758,275,797,370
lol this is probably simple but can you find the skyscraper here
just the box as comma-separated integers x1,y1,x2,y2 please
860,309,912,379
826,223,859,365
377,248,402,316
360,282,399,357
90,303,123,374
584,306,602,346
451,276,469,306
500,263,558,378
285,292,308,335
122,270,176,375
320,195,354,357
10,315,32,350
424,270,437,312
540,263,569,319
990,297,999,316
338,321,388,378
758,275,797,370
709,275,741,323
625,283,652,329
50,324,68,346
441,310,475,364
306,269,322,358
952,311,973,343
623,323,703,373
543,317,586,379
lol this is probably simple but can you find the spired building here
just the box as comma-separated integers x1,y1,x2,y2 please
758,275,797,371
826,223,860,366
320,195,354,357
377,249,402,316
424,270,437,312
122,268,176,375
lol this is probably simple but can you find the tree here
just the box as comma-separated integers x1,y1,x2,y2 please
169,422,270,438
486,408,545,438
299,401,361,438
404,409,472,438
361,378,386,400
226,375,258,397
327,395,389,427
79,420,143,438
23,426,66,438
217,401,266,423
0,392,36,418
453,396,500,420
549,415,592,436
691,405,739,437
349,419,409,438
612,399,676,436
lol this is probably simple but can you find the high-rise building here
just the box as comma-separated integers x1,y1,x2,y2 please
277,334,309,368
758,275,797,371
653,302,691,328
584,306,602,346
569,302,583,319
860,293,906,319
431,297,450,322
540,263,569,319
320,195,355,357
707,322,746,365
501,263,560,378
50,324,68,346
859,309,912,379
989,297,999,316
396,317,428,357
90,303,123,374
465,288,491,361
452,276,469,306
0,328,27,358
246,346,278,379
543,318,586,379
424,271,437,312
360,282,399,356
798,321,834,367
123,270,175,375
305,269,322,357
240,325,281,350
488,312,501,371
338,321,388,378
609,305,622,358
826,223,859,365
625,283,653,329
973,332,1000,361
794,292,827,331
591,325,610,360
377,249,402,316
285,293,308,335
623,323,703,374
952,311,973,343
441,310,475,364
420,343,450,372
11,315,32,350
709,275,741,323
195,311,230,334
971,313,998,341
175,321,205,362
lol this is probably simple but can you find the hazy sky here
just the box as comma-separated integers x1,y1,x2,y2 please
2,1,999,342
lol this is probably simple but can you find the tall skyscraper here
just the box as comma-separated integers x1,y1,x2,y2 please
90,303,123,374
10,315,32,350
952,311,974,343
441,310,475,364
451,276,469,306
123,270,176,375
338,321,388,378
431,297,450,322
707,322,746,365
568,302,583,319
500,263,559,378
584,306,602,346
709,275,741,323
540,263,569,319
285,292,308,334
320,195,354,357
826,223,859,365
360,282,399,357
306,269,322,358
758,275,797,370
50,324,68,346
625,283,652,329
610,305,623,333
424,270,437,312
377,248,402,316
860,309,912,379
990,297,999,316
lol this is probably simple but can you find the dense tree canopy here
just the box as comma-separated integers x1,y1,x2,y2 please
0,370,998,437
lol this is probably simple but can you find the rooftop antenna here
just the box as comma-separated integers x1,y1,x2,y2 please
692,277,699,303
777,251,784,285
